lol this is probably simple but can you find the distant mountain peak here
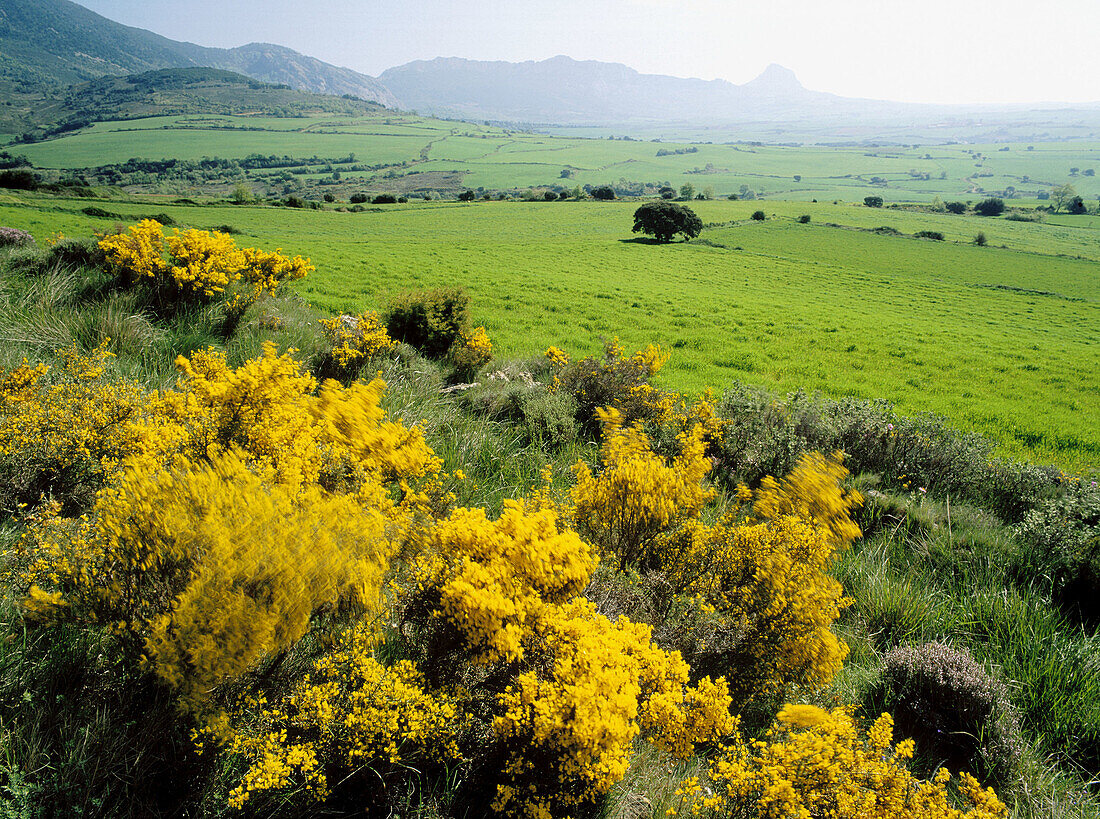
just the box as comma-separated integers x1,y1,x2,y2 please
744,63,803,92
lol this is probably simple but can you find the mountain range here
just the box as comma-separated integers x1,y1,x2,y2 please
2,0,1099,143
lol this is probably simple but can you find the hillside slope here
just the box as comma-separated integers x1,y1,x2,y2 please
0,0,397,105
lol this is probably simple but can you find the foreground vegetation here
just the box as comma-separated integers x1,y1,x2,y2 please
0,222,1097,818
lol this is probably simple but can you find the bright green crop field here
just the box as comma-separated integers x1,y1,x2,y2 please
11,110,1100,203
1,194,1097,470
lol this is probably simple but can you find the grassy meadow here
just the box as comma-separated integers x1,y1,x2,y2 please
1,193,1096,471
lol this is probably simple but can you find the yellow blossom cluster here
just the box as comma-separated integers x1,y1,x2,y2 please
318,312,396,370
452,324,493,374
98,220,311,302
675,705,1007,819
134,342,438,494
493,598,734,819
571,407,714,568
544,346,569,367
415,500,594,663
23,449,396,722
229,625,461,809
0,343,147,513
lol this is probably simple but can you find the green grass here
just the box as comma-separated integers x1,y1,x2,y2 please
10,110,1100,202
1,194,1096,470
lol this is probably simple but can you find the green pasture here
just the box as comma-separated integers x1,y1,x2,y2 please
11,111,1100,203
0,194,1096,470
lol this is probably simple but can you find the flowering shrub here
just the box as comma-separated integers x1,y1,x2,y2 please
493,598,734,819
674,704,1006,819
0,226,35,248
385,287,470,358
571,407,713,569
555,338,674,431
408,500,594,664
318,312,396,377
98,220,311,305
451,324,493,378
21,450,397,724
228,625,461,809
136,342,438,494
0,343,147,514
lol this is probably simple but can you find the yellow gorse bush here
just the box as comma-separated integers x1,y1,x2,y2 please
571,407,714,569
134,342,438,494
675,705,1007,819
318,311,396,370
0,343,147,513
415,500,594,663
452,324,493,374
229,625,461,809
493,598,734,819
23,449,397,723
99,220,311,302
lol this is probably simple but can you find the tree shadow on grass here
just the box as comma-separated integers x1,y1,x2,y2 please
618,237,672,245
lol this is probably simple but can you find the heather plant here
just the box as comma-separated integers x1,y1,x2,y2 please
674,704,1007,819
882,642,1024,787
0,227,34,248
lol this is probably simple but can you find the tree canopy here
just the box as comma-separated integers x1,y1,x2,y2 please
632,201,702,243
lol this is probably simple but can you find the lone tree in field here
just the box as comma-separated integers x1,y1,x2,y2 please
632,201,702,243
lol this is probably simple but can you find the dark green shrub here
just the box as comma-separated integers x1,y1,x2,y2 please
1013,481,1100,622
882,642,1023,787
81,206,121,219
349,193,369,204
284,196,305,208
47,237,106,269
323,193,335,203
797,214,811,224
864,196,884,208
751,210,765,221
975,232,987,246
914,230,944,240
974,198,1005,216
0,169,38,190
142,213,175,225
591,186,616,201
384,288,469,358
458,190,476,202
372,194,397,204
945,201,967,214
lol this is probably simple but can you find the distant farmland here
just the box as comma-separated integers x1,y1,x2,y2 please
11,111,1100,202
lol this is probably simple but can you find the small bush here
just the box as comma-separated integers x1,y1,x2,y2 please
555,339,671,433
864,196,884,208
0,169,38,190
974,198,1005,216
1013,480,1100,622
945,201,968,214
883,642,1023,786
47,236,105,269
385,287,470,358
0,226,35,248
81,206,121,219
371,193,397,204
591,185,616,200
975,231,988,246
914,230,944,240
797,214,811,223
284,195,305,208
751,210,766,221
349,193,369,204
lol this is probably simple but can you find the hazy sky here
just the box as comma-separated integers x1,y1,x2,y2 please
74,0,1100,105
